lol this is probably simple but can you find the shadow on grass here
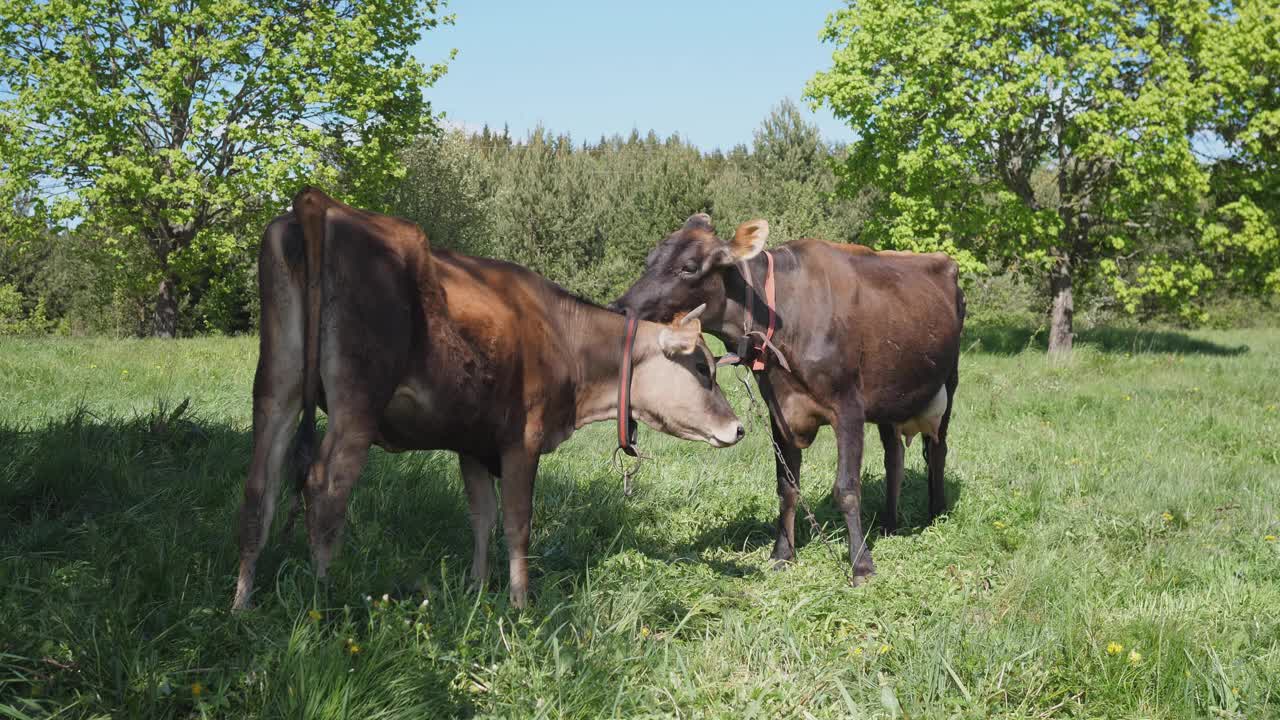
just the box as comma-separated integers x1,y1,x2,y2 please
0,409,469,717
963,323,1250,356
4,406,963,714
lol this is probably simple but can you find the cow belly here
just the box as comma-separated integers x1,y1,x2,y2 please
895,386,947,447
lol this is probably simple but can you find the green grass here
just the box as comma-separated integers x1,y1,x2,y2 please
1,326,1278,718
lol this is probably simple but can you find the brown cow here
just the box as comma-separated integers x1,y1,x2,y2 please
611,215,964,583
232,189,744,610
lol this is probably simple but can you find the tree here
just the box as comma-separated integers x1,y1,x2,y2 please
0,0,451,337
1198,0,1280,298
808,0,1213,353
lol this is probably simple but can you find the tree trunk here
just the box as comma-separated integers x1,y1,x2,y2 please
154,274,179,338
1048,255,1073,356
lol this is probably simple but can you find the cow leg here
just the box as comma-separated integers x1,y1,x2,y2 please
878,423,904,535
233,362,302,610
833,396,875,582
304,421,374,581
460,454,497,591
499,449,539,609
768,420,803,567
926,366,958,521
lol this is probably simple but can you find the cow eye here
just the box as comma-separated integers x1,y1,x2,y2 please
680,259,700,275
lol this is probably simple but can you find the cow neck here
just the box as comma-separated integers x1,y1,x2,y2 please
564,301,652,433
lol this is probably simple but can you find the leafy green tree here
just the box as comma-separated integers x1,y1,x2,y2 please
1199,0,1280,298
809,0,1213,353
0,0,451,336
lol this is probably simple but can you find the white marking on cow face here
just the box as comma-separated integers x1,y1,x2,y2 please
897,385,948,447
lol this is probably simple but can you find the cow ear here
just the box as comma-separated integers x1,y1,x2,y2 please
684,212,713,231
730,219,769,260
658,322,700,357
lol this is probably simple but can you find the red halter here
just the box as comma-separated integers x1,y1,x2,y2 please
616,309,640,456
716,250,789,373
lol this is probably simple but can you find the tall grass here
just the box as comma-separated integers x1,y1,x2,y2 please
1,327,1278,718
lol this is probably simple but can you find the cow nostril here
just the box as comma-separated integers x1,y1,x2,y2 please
735,424,746,439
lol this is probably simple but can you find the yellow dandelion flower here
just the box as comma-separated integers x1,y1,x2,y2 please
307,609,321,622
89,363,97,369
878,643,891,655
1265,535,1276,543
191,682,204,697
853,647,863,656
121,369,129,375
993,521,1006,530
1123,395,1132,401
640,626,651,638
345,637,361,655
1106,641,1123,656
1128,650,1142,666
1161,512,1173,523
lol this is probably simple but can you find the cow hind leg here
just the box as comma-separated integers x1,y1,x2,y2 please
833,396,875,583
925,366,959,521
233,376,302,610
460,454,497,591
303,421,375,581
878,423,904,535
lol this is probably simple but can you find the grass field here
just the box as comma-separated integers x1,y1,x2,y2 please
1,325,1278,719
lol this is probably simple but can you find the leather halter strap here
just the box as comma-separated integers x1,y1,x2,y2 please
752,251,777,372
617,309,640,457
717,250,788,372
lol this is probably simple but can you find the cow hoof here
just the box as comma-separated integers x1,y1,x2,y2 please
851,571,875,587
508,588,528,610
769,557,795,571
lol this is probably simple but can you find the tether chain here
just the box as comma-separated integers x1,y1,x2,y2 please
734,365,857,586
611,445,648,498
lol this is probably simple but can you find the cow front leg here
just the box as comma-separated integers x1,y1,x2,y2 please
768,419,803,567
460,454,497,591
499,449,539,609
304,425,373,581
878,423,904,535
833,398,875,583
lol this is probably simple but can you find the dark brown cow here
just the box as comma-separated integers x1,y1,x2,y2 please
232,189,744,610
611,215,964,583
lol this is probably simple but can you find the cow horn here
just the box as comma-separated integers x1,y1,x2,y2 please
681,304,707,325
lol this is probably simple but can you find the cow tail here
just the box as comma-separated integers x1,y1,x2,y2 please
285,187,326,531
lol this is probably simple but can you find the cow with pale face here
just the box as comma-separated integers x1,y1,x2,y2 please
611,213,964,583
233,189,743,611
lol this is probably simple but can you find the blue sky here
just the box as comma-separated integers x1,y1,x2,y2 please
414,2,854,152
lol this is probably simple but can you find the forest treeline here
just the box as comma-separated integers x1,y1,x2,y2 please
3,100,1273,337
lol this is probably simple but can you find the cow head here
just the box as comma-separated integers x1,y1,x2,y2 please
631,305,745,448
610,214,768,326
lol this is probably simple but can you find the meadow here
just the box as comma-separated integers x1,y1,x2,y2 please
1,325,1278,719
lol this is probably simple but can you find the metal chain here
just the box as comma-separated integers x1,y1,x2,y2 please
611,446,648,498
735,365,856,586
